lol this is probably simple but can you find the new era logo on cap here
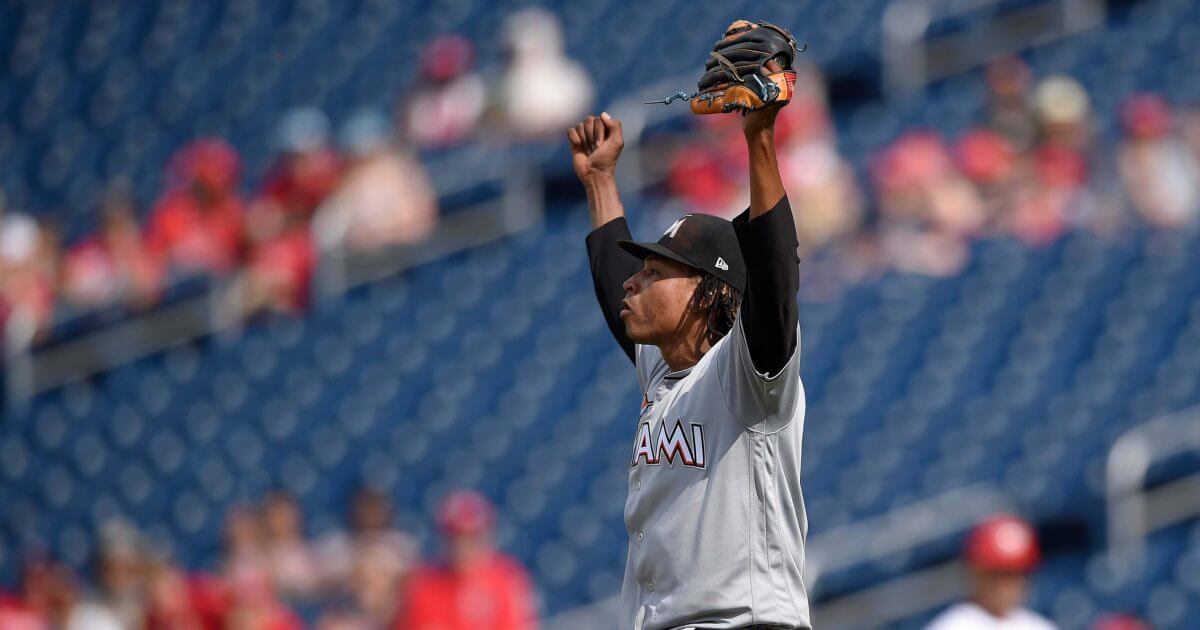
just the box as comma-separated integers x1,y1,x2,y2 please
715,257,729,271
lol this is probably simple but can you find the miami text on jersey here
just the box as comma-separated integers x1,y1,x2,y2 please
631,419,706,469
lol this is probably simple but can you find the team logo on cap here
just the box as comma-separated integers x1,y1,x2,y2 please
663,218,686,238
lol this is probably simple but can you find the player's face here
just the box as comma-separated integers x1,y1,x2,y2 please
621,255,700,345
971,568,1029,616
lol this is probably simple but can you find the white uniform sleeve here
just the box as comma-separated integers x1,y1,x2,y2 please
712,311,803,432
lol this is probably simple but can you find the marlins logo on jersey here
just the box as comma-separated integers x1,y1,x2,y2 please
631,419,706,469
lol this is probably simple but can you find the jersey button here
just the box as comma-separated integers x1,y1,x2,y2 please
634,481,642,491
646,581,654,592
637,531,644,542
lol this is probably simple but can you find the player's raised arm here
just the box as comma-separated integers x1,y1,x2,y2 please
743,70,789,219
571,113,640,362
570,112,626,229
734,77,800,376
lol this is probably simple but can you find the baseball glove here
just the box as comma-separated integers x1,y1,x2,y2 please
693,20,803,115
645,20,804,115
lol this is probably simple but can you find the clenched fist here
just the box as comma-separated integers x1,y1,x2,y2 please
568,112,624,182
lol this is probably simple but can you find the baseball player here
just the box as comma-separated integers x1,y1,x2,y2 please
925,515,1056,630
567,21,808,630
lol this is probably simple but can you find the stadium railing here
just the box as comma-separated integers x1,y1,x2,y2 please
1106,404,1200,561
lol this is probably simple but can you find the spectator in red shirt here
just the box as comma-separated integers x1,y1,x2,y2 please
871,130,986,276
145,560,301,630
0,587,46,630
666,114,746,217
954,128,1019,223
395,490,537,630
258,107,343,221
0,561,47,628
236,202,316,316
146,139,246,275
14,558,122,630
144,563,225,630
63,181,165,309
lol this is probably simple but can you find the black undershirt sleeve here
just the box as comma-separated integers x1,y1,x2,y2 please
585,217,642,363
732,196,800,376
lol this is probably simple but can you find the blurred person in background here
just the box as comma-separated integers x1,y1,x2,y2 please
146,139,246,276
0,191,37,265
405,35,487,149
63,180,164,310
954,129,1019,226
1118,94,1200,228
16,560,69,630
258,107,343,221
775,64,863,257
260,491,320,603
666,114,746,217
144,560,230,630
224,569,304,630
0,586,44,630
926,515,1054,630
221,505,271,595
236,197,316,316
1032,76,1092,154
0,193,57,346
985,56,1038,152
20,558,122,630
313,110,438,255
316,487,419,629
1000,148,1076,245
493,8,594,139
871,130,986,276
92,520,151,629
394,490,536,630
1005,74,1111,243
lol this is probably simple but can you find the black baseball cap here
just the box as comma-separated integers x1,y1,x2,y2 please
618,213,746,293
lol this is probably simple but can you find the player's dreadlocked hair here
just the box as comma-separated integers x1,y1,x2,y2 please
687,272,742,345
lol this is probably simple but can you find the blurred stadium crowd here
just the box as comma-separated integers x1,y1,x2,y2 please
0,487,534,630
0,7,592,347
3,0,1200,628
6,51,1200,346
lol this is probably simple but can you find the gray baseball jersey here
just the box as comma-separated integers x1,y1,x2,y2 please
619,312,809,629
